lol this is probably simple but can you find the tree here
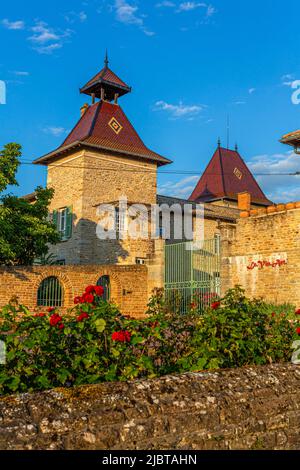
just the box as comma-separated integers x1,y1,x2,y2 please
0,143,59,265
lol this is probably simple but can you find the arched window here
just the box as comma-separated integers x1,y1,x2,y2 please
37,276,64,307
96,275,110,301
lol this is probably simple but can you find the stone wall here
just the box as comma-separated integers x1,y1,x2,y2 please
0,265,148,318
0,364,300,450
48,149,157,266
221,205,300,307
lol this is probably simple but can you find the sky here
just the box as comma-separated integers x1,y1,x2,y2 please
1,0,300,202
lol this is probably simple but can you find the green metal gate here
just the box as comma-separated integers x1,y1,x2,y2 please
164,238,221,313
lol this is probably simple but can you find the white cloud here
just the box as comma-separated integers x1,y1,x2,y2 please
156,1,176,7
248,88,256,94
114,0,154,36
234,100,246,105
154,100,204,118
28,21,72,54
158,175,199,198
2,19,25,30
247,151,300,203
177,2,207,12
43,126,69,137
65,11,87,23
29,22,60,43
12,71,29,76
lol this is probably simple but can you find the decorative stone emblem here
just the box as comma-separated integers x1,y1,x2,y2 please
108,117,123,135
234,167,243,180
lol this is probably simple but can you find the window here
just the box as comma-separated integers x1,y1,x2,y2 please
115,207,126,239
53,206,73,241
37,276,64,307
96,275,110,301
136,258,146,265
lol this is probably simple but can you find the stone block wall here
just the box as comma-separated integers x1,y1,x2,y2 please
0,364,300,450
221,206,300,307
0,265,148,318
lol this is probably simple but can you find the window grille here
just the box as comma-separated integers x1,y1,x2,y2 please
37,276,64,307
96,275,111,301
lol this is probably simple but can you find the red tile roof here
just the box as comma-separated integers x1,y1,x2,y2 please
34,101,171,166
82,66,130,90
189,147,272,206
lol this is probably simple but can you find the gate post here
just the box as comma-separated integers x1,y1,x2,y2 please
146,239,165,299
219,223,236,297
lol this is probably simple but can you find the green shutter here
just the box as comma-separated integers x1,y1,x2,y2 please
66,206,73,239
52,210,58,229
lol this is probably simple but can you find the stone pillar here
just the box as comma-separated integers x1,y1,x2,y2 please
146,239,165,299
220,223,236,297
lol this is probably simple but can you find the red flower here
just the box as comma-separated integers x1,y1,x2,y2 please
47,307,55,313
296,309,300,315
111,330,131,343
77,312,89,322
74,296,82,304
211,301,221,310
82,293,95,304
49,313,63,327
85,285,95,294
34,312,46,317
272,312,276,317
296,327,300,336
94,285,104,297
190,302,197,309
58,323,64,330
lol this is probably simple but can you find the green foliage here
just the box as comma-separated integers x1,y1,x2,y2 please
0,286,299,396
179,286,299,371
0,143,21,193
0,143,59,265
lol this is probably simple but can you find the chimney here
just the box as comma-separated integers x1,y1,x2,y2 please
80,103,89,117
238,192,251,211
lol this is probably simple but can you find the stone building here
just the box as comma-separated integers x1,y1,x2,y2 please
8,56,300,314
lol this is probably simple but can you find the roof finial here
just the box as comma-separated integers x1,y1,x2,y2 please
104,49,109,68
218,137,221,148
235,142,238,152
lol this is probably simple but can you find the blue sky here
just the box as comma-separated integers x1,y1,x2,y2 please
1,0,300,202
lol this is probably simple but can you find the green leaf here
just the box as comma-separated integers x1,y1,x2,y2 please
94,319,106,333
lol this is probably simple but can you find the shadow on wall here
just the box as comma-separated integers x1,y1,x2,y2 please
49,215,130,265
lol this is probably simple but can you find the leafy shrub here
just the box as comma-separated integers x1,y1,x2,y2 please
178,286,300,371
0,286,197,395
0,285,299,396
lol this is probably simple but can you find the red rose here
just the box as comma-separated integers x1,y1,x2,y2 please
94,285,104,297
47,307,55,313
296,309,300,315
211,301,221,310
58,323,64,330
49,313,63,327
272,313,276,317
77,312,89,322
74,296,82,304
82,293,94,304
296,327,300,336
34,312,46,317
111,330,131,343
85,285,95,294
190,302,197,309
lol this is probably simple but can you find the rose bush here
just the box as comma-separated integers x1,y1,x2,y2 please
0,285,299,396
178,286,300,371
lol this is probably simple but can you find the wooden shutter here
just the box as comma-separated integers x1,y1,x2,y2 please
52,210,58,229
66,206,73,239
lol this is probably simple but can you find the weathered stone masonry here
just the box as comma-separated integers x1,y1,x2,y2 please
1,364,300,450
221,205,300,307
